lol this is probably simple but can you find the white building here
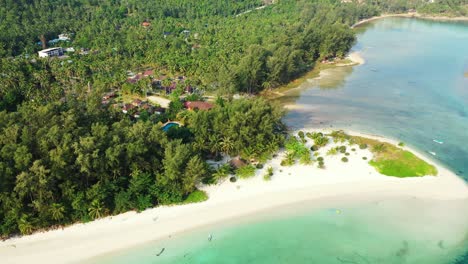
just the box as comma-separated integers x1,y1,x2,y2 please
38,47,64,58
58,34,70,41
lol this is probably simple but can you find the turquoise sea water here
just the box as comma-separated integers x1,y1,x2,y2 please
89,18,468,264
92,197,468,264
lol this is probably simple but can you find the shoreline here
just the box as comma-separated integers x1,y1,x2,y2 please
262,51,364,99
265,13,468,100
352,12,468,28
1,129,467,264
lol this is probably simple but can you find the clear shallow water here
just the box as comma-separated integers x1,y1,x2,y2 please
92,197,468,264
90,18,468,264
283,17,468,181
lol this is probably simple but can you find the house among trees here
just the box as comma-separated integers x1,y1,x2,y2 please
101,91,116,104
142,21,151,27
230,157,246,169
122,104,135,113
132,99,143,107
38,47,64,58
184,101,214,111
58,34,71,41
143,70,154,77
127,69,154,83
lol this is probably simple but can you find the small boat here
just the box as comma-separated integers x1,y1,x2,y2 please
429,151,436,156
433,139,444,144
208,234,213,242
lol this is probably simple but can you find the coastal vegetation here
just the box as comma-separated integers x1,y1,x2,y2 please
236,165,257,179
352,136,438,177
0,97,285,237
181,190,208,204
0,0,460,239
0,0,377,110
263,167,274,181
281,136,312,166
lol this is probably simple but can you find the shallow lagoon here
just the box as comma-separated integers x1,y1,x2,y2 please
283,17,468,182
93,197,468,264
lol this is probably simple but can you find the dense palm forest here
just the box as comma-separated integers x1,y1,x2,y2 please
0,0,466,237
0,0,380,109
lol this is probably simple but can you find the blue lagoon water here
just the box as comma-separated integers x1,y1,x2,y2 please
284,18,468,181
90,18,468,264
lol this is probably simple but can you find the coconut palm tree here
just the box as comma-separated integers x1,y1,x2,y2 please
18,215,33,235
88,199,104,219
220,137,234,156
50,203,65,221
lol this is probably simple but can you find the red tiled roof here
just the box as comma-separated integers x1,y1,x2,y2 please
132,99,143,106
143,70,154,77
184,101,214,111
122,104,135,111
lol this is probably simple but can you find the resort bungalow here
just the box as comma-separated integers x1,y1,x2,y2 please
131,99,143,107
38,47,64,58
58,34,71,41
230,157,246,169
184,101,214,111
143,70,154,77
122,104,135,114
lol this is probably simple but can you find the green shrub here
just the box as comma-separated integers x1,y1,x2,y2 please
317,157,324,162
327,147,338,156
229,176,237,182
362,157,367,160
256,164,264,169
339,146,346,153
311,145,319,151
308,132,323,140
345,152,350,156
318,161,325,169
299,151,312,165
236,165,256,179
281,152,296,166
314,136,329,147
330,130,349,143
183,190,208,204
298,131,305,139
212,164,232,182
286,137,309,157
372,144,387,153
341,157,348,162
359,144,367,149
398,142,405,147
351,148,356,151
263,166,274,181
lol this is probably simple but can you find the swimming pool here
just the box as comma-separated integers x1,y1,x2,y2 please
161,122,179,132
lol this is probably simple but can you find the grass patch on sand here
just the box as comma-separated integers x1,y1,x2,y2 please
236,165,256,179
183,190,208,204
351,136,437,177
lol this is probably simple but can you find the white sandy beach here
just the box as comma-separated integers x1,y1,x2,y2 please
1,129,467,264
